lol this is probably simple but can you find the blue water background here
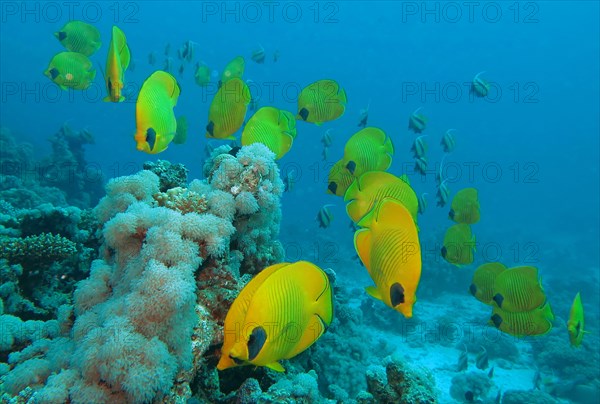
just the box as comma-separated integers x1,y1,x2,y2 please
1,1,598,308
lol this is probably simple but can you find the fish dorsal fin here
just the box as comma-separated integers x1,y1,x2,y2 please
152,71,180,104
111,26,130,70
279,133,294,157
354,228,372,274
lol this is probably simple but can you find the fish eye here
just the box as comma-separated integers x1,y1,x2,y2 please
440,246,447,258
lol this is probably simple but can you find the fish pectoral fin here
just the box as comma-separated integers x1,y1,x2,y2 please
365,286,383,301
354,229,372,274
287,314,327,358
265,362,285,372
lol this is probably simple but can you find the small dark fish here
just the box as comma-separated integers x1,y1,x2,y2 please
441,129,456,153
408,107,428,133
317,204,334,228
148,52,156,66
178,40,196,63
357,101,370,128
475,346,488,370
321,129,333,147
178,64,185,77
471,71,490,98
273,50,280,62
164,57,173,73
495,391,501,404
165,43,171,56
283,170,296,192
436,180,450,207
414,156,427,176
251,45,266,64
464,391,474,402
457,343,468,372
322,146,329,161
488,366,494,379
410,135,428,159
418,193,428,215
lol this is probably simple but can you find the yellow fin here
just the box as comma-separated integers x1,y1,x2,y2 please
287,313,327,358
365,286,382,301
266,362,285,372
354,228,372,272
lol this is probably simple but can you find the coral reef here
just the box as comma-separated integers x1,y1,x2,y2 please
0,203,98,320
449,371,493,402
38,124,104,208
365,355,438,404
0,145,286,403
143,159,188,192
501,389,560,404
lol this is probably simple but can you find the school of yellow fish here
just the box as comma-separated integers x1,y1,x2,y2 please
41,21,587,373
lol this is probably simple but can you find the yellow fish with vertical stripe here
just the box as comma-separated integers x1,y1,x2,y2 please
206,78,251,139
344,171,418,225
342,127,394,177
241,107,296,159
44,52,96,90
442,224,476,266
54,20,101,56
568,292,586,347
354,198,421,318
134,71,180,154
297,79,347,125
217,261,333,372
103,26,130,102
492,266,546,312
450,188,480,224
220,56,245,86
490,303,554,337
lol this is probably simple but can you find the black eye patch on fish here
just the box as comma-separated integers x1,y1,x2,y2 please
390,283,405,306
248,326,267,361
146,127,157,151
328,181,338,194
298,107,309,121
49,67,60,80
206,121,215,136
346,160,356,175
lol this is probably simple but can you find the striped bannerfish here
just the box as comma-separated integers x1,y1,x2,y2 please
297,79,347,125
342,127,394,177
492,266,546,312
206,78,250,140
354,198,421,318
217,261,333,372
